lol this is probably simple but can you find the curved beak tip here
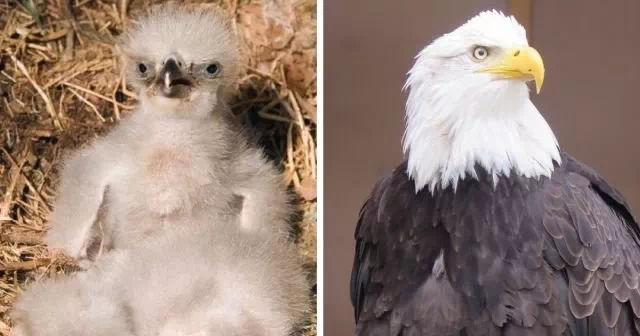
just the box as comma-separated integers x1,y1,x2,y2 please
535,78,543,94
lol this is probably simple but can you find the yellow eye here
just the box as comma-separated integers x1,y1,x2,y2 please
473,46,489,60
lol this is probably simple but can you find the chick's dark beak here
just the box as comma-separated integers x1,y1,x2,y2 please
157,56,192,97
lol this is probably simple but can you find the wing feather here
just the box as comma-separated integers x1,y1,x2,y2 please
543,152,640,334
351,163,460,335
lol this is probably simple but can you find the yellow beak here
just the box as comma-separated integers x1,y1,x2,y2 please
478,46,545,94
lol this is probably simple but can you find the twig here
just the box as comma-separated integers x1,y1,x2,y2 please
0,258,51,272
62,24,75,62
0,150,26,220
0,10,15,51
2,97,13,118
226,0,239,36
68,87,106,122
10,55,63,130
120,0,129,28
247,67,286,87
0,147,52,212
62,81,135,110
2,231,43,245
258,111,293,124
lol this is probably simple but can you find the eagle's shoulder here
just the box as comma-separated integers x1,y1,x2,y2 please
559,151,638,225
351,161,448,330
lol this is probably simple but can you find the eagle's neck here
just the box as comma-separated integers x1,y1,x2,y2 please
403,82,561,194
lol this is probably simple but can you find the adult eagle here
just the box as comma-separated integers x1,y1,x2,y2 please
350,10,640,336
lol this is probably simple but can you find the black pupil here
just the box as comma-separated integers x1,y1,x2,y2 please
138,63,147,73
206,64,218,74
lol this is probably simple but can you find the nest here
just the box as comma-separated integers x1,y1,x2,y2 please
0,0,317,335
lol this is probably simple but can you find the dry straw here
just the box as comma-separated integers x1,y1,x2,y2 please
0,0,317,334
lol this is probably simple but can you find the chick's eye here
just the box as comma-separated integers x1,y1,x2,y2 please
473,46,489,60
137,63,148,74
205,63,220,75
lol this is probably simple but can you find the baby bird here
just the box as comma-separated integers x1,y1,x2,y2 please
45,5,291,263
14,220,310,336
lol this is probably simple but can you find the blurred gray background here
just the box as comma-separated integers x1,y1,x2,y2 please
324,0,640,334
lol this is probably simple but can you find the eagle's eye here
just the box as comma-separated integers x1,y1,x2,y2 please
472,46,489,60
137,63,148,74
205,63,220,75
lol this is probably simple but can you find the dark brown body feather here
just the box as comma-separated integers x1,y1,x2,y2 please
351,151,640,335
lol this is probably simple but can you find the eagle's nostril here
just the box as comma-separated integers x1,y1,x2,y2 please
513,50,520,57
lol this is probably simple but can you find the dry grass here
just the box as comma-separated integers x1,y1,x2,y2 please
0,0,317,334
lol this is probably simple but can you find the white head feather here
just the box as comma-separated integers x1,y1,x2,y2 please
403,10,560,193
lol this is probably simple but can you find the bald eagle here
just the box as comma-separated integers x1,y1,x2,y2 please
350,10,640,335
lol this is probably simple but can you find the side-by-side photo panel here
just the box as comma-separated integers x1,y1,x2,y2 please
0,1,316,335
326,0,640,335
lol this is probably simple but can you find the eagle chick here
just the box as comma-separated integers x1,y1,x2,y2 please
45,5,291,263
